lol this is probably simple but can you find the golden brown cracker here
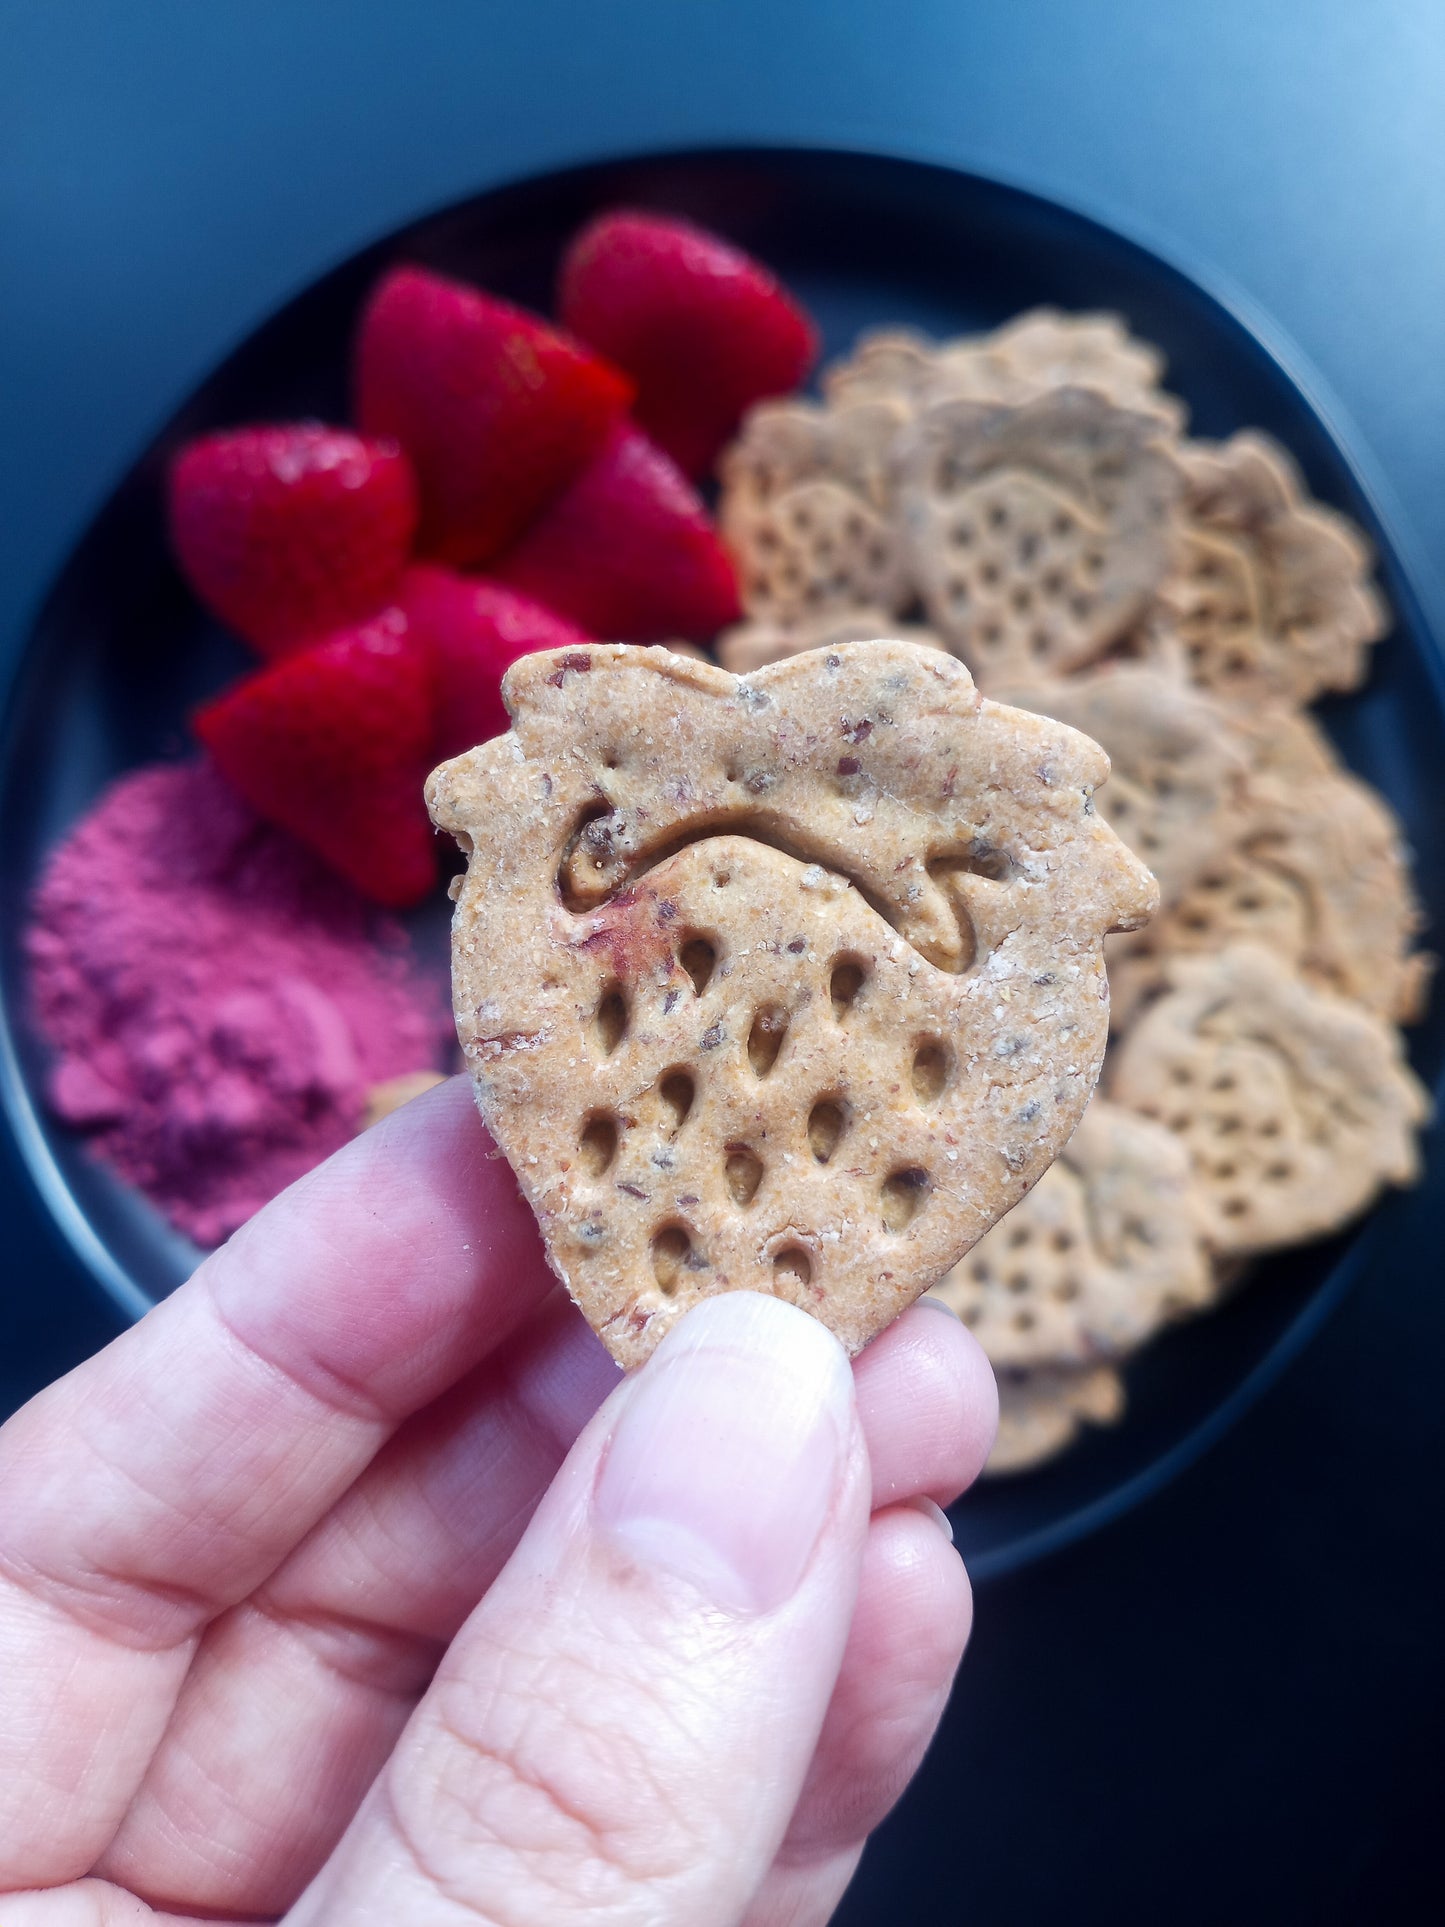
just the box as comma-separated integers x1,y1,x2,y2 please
985,1362,1127,1475
897,388,1185,684
997,666,1251,903
826,310,1185,431
718,398,912,626
1102,720,1427,1027
1157,431,1388,703
930,1097,1212,1365
428,639,1158,1367
1106,943,1427,1255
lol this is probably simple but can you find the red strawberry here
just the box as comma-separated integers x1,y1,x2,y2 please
168,423,418,657
400,563,591,759
195,608,437,908
559,209,818,477
355,265,634,566
491,426,741,640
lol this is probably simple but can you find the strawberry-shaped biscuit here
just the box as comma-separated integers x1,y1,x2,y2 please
428,639,1158,1366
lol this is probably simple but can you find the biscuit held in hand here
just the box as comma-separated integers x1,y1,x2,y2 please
428,639,1157,1367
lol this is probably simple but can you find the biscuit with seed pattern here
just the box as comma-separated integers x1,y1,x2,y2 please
1106,943,1427,1255
1157,431,1388,702
428,639,1158,1367
898,388,1185,685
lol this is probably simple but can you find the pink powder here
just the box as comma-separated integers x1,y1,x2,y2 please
26,759,452,1246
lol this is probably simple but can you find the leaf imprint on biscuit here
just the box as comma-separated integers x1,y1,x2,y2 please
557,803,622,909
553,799,1000,977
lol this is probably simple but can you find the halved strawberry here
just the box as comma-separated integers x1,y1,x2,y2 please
491,426,741,640
355,265,634,566
400,563,592,759
168,423,419,656
194,609,437,908
559,209,818,477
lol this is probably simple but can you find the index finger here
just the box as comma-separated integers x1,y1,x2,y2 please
0,1074,557,1889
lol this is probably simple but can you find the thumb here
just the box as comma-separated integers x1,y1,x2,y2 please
286,1292,871,1927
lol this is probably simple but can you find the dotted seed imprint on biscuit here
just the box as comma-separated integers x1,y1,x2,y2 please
717,311,1190,679
427,639,1159,1369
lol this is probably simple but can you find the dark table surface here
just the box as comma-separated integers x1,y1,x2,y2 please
2,6,1443,1922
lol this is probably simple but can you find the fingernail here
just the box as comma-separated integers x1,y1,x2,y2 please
914,1292,961,1320
906,1495,955,1543
594,1292,853,1614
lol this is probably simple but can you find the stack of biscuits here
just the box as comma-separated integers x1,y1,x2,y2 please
715,310,1431,1473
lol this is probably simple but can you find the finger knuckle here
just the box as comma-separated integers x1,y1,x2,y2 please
390,1635,717,1918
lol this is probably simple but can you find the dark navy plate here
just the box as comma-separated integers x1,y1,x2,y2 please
2,148,1441,1578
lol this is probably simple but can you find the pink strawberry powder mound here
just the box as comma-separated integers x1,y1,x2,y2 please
25,759,452,1247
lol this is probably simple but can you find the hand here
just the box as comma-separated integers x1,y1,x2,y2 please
0,1076,995,1924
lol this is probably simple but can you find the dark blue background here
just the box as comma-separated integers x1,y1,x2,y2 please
2,6,1442,1921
